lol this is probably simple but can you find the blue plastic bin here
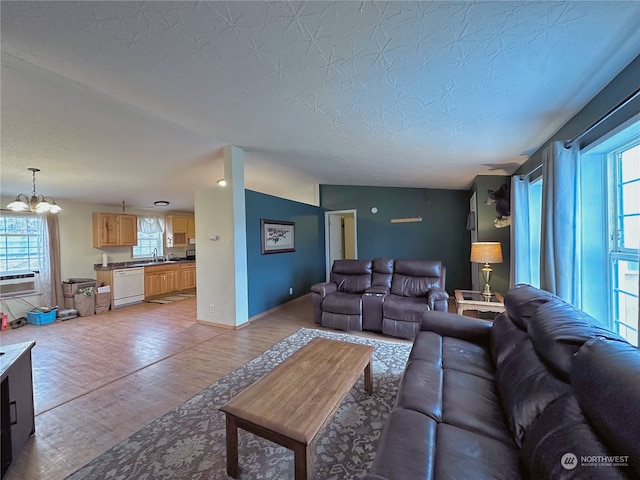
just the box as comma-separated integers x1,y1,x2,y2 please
26,308,57,325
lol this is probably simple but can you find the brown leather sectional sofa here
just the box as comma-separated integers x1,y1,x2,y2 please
311,259,449,340
365,284,640,479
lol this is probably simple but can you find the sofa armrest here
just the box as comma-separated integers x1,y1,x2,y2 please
420,310,492,345
365,285,390,295
310,282,337,299
427,288,449,311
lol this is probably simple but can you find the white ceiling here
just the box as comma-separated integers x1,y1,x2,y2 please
2,1,639,211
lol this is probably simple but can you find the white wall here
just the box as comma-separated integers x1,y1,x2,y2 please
195,145,248,327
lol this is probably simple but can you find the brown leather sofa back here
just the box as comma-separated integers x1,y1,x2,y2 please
371,258,394,288
329,259,372,293
390,260,443,297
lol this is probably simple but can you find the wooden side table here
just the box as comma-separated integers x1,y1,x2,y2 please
454,290,505,317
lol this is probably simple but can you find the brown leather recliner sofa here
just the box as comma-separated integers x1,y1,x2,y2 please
365,284,640,480
311,258,449,340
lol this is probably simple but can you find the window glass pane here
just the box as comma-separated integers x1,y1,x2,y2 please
0,215,43,273
613,258,639,346
622,216,640,250
621,181,639,214
132,232,163,258
621,144,640,181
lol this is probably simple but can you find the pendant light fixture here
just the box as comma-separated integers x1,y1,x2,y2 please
6,167,62,214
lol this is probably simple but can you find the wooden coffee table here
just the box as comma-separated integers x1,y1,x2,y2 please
220,337,374,480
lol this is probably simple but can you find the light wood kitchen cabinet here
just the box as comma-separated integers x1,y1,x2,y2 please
180,263,196,290
144,264,180,298
187,216,195,241
92,213,138,247
165,215,193,247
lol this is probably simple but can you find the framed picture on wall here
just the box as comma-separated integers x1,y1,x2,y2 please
261,219,295,254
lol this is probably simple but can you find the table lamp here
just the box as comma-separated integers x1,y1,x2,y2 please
470,242,503,296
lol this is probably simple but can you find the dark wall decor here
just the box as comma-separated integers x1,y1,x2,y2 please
261,219,295,254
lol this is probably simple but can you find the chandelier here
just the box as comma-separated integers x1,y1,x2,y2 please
7,167,62,214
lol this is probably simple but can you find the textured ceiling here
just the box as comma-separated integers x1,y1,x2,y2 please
1,1,639,210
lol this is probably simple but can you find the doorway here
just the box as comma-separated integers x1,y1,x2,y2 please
325,209,358,280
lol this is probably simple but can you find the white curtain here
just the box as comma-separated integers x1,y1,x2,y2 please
138,215,165,234
510,175,532,287
540,140,581,305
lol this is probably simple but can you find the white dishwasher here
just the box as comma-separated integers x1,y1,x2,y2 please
112,267,145,308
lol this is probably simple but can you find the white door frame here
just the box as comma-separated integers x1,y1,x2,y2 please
324,209,358,281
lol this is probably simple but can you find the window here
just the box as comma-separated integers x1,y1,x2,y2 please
132,232,164,259
528,176,543,288
0,214,43,273
132,215,165,259
609,140,639,346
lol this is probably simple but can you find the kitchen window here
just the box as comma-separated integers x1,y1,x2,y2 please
133,215,165,259
0,214,43,273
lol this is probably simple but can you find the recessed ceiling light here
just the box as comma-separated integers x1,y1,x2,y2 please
217,179,227,186
154,200,170,207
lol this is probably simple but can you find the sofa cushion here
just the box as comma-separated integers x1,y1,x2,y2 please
330,259,372,293
572,337,640,475
372,257,394,288
322,291,362,315
490,312,528,369
434,423,521,480
391,260,443,297
528,301,626,381
383,295,429,323
408,331,443,366
381,318,421,340
443,369,514,445
503,284,556,330
395,359,443,421
400,332,510,445
320,312,362,331
495,338,571,447
522,393,634,479
443,336,494,380
366,408,436,480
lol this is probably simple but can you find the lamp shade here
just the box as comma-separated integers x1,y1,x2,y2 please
470,242,503,263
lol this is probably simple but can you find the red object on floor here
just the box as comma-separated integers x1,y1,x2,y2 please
1,312,7,331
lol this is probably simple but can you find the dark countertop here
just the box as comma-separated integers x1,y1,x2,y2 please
0,341,36,380
94,258,195,271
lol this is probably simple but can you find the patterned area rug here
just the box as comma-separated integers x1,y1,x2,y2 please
146,293,196,304
66,328,411,479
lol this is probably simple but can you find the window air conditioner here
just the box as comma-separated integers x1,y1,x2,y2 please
0,271,40,297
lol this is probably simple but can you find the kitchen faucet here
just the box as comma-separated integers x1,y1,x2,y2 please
152,247,158,262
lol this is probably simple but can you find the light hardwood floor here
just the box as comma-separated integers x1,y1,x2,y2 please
1,294,407,480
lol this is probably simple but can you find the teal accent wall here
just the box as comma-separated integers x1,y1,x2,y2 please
245,190,325,317
320,185,471,293
472,175,511,296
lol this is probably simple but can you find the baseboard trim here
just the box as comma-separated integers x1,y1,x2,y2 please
195,293,311,329
249,293,311,323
